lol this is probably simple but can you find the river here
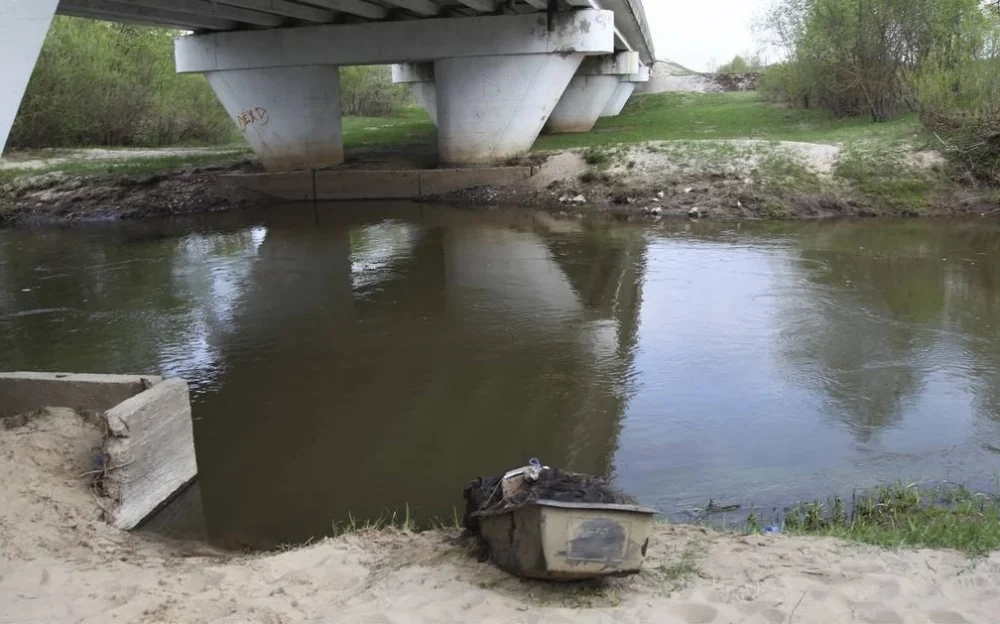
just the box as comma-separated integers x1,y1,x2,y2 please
1,203,999,549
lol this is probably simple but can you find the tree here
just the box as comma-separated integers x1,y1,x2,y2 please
10,17,233,148
716,53,766,74
757,0,991,121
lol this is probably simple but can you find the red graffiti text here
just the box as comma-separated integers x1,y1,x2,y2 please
236,107,270,132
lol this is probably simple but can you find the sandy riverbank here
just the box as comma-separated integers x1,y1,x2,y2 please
2,408,999,623
3,140,999,226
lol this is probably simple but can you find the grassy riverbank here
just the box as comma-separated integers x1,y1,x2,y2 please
3,92,998,223
342,92,931,150
765,484,1000,556
341,93,996,217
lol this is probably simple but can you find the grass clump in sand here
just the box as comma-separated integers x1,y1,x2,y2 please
332,504,418,536
657,546,701,594
782,483,1000,556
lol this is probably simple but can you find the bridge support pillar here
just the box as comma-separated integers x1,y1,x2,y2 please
601,83,636,118
392,63,437,125
205,65,344,171
601,64,651,117
545,52,641,134
0,0,59,156
177,10,617,168
434,53,584,166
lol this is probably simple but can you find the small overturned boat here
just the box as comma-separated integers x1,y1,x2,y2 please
463,460,656,581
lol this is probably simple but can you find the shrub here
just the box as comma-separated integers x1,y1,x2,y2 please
757,0,989,121
339,66,413,117
10,17,234,149
915,43,1000,184
9,19,413,150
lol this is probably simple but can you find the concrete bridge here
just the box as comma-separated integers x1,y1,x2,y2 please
2,1,653,171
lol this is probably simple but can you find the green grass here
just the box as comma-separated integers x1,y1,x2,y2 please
335,92,930,154
0,151,250,187
657,546,701,592
835,146,935,213
342,106,435,149
781,483,1000,556
535,92,930,151
339,93,930,153
331,504,418,536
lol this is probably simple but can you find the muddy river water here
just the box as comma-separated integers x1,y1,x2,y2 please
2,204,999,549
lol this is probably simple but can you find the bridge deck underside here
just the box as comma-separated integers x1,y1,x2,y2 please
55,0,653,63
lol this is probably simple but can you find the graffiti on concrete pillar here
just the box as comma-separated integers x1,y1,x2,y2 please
236,107,270,132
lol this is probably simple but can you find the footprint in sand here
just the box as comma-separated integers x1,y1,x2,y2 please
669,603,720,624
940,574,991,602
842,576,903,602
861,609,904,623
749,606,786,624
929,610,970,624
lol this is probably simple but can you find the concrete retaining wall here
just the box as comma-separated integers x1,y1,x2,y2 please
102,378,198,530
0,372,161,417
0,372,198,531
219,166,535,202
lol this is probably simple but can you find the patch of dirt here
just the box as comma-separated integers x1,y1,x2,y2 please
438,142,999,221
0,163,260,227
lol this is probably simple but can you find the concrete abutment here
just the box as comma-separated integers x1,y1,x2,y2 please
0,372,198,531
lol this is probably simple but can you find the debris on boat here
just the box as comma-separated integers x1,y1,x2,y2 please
462,459,656,581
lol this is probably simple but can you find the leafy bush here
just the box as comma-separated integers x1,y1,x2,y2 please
339,66,412,117
915,33,1000,184
757,0,989,121
758,62,810,107
716,54,765,74
10,17,234,149
9,18,412,150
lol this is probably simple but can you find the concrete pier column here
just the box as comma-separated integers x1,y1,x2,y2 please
0,0,59,155
392,63,436,125
545,52,641,134
206,66,343,171
177,9,616,169
601,82,636,117
434,53,584,166
601,64,651,117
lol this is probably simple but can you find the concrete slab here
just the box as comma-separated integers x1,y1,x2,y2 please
0,372,161,417
1,372,197,532
175,10,615,73
220,171,314,201
419,167,534,196
315,170,420,200
219,166,535,201
102,378,198,530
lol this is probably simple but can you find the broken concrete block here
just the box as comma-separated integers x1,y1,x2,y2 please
101,378,198,530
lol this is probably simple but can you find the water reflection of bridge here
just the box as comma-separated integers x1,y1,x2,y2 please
191,205,648,549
